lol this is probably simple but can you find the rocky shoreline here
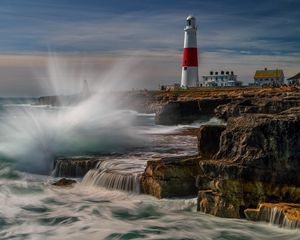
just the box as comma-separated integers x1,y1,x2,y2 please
142,87,300,228
47,87,300,229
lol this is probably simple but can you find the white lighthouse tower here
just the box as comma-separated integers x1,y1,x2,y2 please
180,15,199,88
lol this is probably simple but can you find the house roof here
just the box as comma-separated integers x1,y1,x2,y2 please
287,72,300,80
254,69,284,79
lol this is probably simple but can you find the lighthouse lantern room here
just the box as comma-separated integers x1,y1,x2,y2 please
180,15,199,88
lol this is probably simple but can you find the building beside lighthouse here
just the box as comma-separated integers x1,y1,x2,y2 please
181,15,199,88
203,70,242,87
253,68,284,86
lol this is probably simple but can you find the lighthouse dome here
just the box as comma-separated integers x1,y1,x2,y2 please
185,15,196,30
186,15,195,20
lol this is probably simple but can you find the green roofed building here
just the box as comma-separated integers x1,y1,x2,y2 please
254,68,284,86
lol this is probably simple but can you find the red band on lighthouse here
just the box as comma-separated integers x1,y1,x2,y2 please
182,48,198,67
181,15,199,87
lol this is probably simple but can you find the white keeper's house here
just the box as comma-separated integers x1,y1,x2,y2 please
202,70,242,87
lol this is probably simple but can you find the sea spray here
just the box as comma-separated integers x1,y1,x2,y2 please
0,56,144,174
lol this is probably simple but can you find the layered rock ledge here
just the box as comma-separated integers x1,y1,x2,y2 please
215,92,300,121
197,112,300,218
141,106,300,227
154,89,300,125
244,203,300,229
53,156,101,177
140,155,201,198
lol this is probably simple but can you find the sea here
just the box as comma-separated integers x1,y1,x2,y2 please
0,98,299,240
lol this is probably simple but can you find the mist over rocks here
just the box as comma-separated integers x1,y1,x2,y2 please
37,90,162,113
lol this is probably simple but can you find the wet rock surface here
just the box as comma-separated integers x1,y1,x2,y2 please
52,178,77,187
244,203,300,229
140,156,201,198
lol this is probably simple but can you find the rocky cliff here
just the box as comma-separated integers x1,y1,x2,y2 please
215,92,300,121
141,102,300,226
195,112,300,219
155,98,231,125
154,89,300,125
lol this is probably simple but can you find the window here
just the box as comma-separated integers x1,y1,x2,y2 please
187,19,191,26
184,67,187,70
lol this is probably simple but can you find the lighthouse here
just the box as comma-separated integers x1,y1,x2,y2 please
181,15,199,88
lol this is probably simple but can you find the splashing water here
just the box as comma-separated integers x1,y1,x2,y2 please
82,158,146,193
0,56,143,174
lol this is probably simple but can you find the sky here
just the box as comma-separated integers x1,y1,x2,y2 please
0,0,299,96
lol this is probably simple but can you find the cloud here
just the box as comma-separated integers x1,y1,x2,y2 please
0,1,299,95
0,2,299,55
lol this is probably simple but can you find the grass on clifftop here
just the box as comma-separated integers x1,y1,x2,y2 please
148,86,300,100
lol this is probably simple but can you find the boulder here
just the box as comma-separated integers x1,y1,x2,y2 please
140,156,201,198
52,178,77,187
